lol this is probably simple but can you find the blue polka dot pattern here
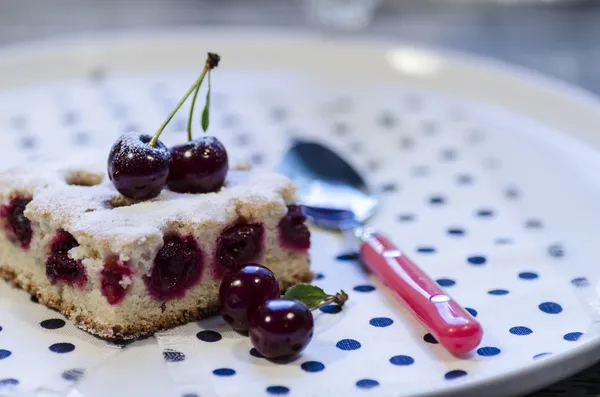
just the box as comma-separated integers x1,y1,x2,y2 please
571,277,589,287
488,289,509,296
519,272,538,280
445,370,467,380
429,195,445,205
337,252,360,261
525,219,543,229
539,302,563,314
336,339,361,351
495,238,514,245
423,333,438,344
467,255,486,265
301,361,325,372
477,347,501,357
40,319,66,329
61,369,84,382
390,355,414,366
320,304,342,314
398,213,416,222
49,343,75,354
456,174,473,185
447,228,465,236
466,308,478,317
417,246,436,254
0,350,11,360
213,368,236,376
533,353,552,359
266,386,290,395
196,331,222,342
476,209,494,217
315,273,325,280
548,243,565,258
510,326,533,336
369,317,393,328
353,285,375,293
563,332,583,341
163,350,186,362
436,278,455,287
182,394,199,397
0,326,2,332
0,378,19,389
356,379,379,389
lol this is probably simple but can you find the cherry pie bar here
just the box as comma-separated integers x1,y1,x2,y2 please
0,157,312,339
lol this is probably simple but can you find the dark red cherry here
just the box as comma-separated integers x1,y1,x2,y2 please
144,233,203,300
0,196,33,249
167,136,228,194
278,205,311,251
249,299,314,359
107,132,171,200
45,230,87,288
101,259,133,305
215,223,264,274
219,264,280,332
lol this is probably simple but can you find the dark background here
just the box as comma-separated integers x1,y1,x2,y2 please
1,0,600,395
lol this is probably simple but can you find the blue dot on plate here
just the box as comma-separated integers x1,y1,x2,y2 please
61,369,84,382
519,272,538,280
564,332,583,341
436,278,455,287
476,209,494,218
315,273,325,280
398,213,416,222
390,355,414,366
466,308,478,317
0,326,2,332
356,379,379,389
182,394,199,397
320,304,342,314
213,368,236,376
40,319,66,329
353,285,375,293
49,343,75,354
571,277,589,287
0,378,19,389
525,219,543,229
301,361,325,372
488,289,509,296
533,352,552,359
467,255,486,265
336,339,361,351
196,330,222,342
336,252,360,261
539,302,563,314
447,228,465,236
456,174,473,185
509,326,533,336
445,370,467,380
369,317,394,328
417,246,436,254
266,386,290,395
429,195,446,205
548,243,565,258
163,350,186,362
0,350,11,360
495,238,514,245
477,347,501,357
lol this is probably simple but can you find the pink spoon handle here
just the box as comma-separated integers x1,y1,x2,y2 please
357,228,483,354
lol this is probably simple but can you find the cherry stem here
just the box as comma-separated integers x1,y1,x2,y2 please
310,290,349,311
186,70,206,142
150,52,220,147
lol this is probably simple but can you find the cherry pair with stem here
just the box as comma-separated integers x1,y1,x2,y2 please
219,264,348,359
108,52,228,200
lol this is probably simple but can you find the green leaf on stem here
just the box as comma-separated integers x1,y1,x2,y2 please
282,283,328,308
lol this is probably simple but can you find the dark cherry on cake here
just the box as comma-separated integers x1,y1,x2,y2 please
215,223,264,274
0,196,33,249
45,230,87,288
219,264,280,332
101,259,134,305
107,132,171,200
249,298,314,359
279,205,311,251
144,233,204,300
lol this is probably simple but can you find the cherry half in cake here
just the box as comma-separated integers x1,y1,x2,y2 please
101,259,134,305
279,205,311,251
215,223,264,274
0,197,33,249
144,233,204,300
45,230,87,289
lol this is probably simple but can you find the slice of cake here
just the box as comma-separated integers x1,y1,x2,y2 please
0,157,312,339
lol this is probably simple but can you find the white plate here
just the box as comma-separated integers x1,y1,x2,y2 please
1,28,600,397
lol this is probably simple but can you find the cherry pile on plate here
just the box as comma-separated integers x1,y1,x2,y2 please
107,52,227,200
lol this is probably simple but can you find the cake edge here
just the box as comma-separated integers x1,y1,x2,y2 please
0,264,314,340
